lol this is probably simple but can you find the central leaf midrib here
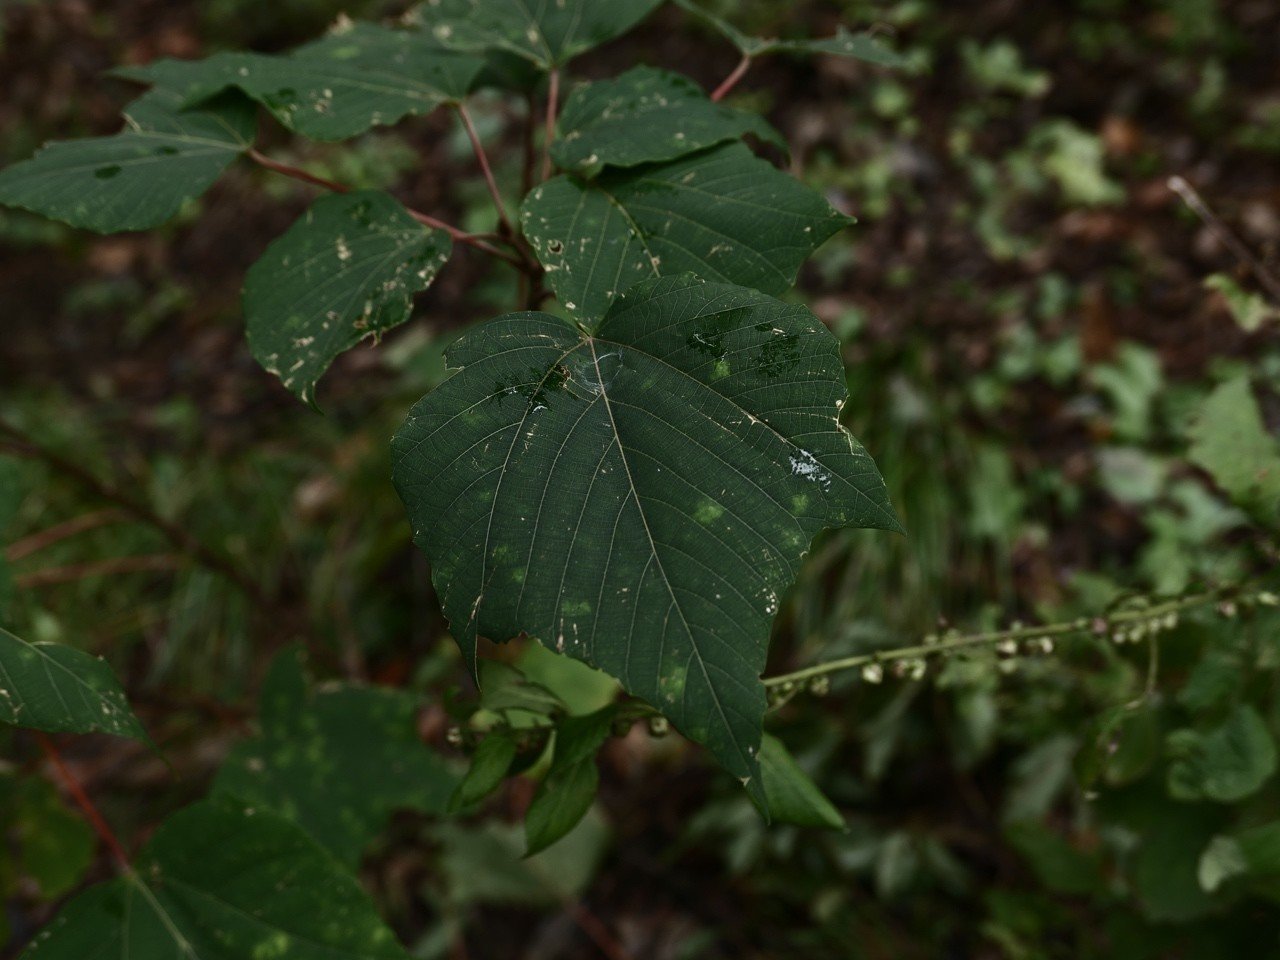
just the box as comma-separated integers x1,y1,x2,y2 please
585,338,750,775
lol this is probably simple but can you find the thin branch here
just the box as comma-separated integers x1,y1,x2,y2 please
455,105,516,238
36,732,131,871
711,55,752,102
247,149,525,269
764,585,1248,690
17,554,184,589
0,420,266,605
541,68,561,181
6,508,129,562
1169,175,1280,304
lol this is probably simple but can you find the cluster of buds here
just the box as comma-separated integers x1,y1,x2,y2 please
1110,610,1179,645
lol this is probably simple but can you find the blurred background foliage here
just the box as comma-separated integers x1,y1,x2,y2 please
2,0,1279,957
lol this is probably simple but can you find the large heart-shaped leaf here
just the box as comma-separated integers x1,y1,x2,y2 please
552,66,785,178
407,0,663,69
118,23,484,142
0,89,254,233
521,142,850,318
215,649,458,866
675,0,909,66
392,276,898,799
244,190,451,405
20,797,407,960
0,627,145,740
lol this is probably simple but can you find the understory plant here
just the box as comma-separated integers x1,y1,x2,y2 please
2,1,1279,956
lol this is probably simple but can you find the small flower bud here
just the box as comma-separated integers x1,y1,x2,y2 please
647,716,670,738
861,663,884,684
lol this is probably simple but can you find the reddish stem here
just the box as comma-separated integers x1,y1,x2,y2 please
456,105,516,238
541,68,561,181
36,732,131,871
711,55,752,102
247,149,524,268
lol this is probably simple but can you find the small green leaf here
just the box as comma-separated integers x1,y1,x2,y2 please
525,708,614,855
118,23,484,142
215,651,458,867
0,89,253,233
451,730,519,811
552,66,785,178
1199,821,1280,892
1006,822,1104,896
244,190,451,406
408,0,663,69
522,142,851,318
0,627,145,740
675,0,908,67
435,811,608,906
20,797,408,959
0,775,95,900
752,733,844,830
1167,705,1277,803
1188,376,1280,523
1205,273,1278,332
392,276,898,802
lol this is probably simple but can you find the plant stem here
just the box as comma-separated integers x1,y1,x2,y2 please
455,105,516,238
6,508,128,562
763,586,1244,689
35,732,131,871
0,420,267,605
1168,175,1280,304
17,554,184,588
711,55,752,102
541,68,560,181
247,149,524,268
522,91,539,196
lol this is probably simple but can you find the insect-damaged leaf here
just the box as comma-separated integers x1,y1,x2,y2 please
214,649,458,867
675,0,909,67
522,141,850,319
392,276,899,802
0,627,146,740
244,190,451,406
20,797,408,960
0,88,253,233
407,0,663,70
116,22,484,142
552,66,785,178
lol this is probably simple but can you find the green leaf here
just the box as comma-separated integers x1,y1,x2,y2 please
450,730,519,811
408,0,663,69
214,649,458,867
392,275,898,800
0,89,253,233
752,733,844,830
1199,821,1280,892
118,23,484,142
1205,273,1279,332
675,0,908,67
0,627,145,739
20,797,408,960
1167,705,1277,803
435,810,608,906
244,190,451,406
522,141,851,318
552,66,785,178
1006,822,1104,896
524,708,613,855
1188,376,1280,523
0,775,95,900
